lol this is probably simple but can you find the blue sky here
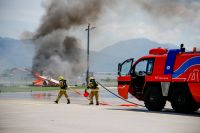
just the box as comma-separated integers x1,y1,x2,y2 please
0,0,200,50
0,0,44,39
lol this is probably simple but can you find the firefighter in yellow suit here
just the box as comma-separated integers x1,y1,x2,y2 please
54,76,70,104
87,77,99,105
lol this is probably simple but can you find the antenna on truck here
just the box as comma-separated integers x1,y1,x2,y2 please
180,44,185,52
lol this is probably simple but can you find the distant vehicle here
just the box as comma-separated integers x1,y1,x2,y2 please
33,73,59,87
117,45,200,112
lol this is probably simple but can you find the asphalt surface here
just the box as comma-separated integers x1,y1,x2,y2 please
0,88,200,133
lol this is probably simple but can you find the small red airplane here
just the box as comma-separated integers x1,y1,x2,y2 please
33,73,59,87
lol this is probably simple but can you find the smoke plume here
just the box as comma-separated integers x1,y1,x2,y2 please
31,0,200,79
32,0,106,79
135,0,200,28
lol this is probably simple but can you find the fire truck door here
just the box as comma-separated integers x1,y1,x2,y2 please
131,59,154,90
118,58,134,99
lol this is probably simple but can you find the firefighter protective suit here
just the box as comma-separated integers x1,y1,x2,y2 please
54,76,70,104
87,77,99,105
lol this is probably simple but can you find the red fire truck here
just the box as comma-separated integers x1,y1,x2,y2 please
117,45,200,112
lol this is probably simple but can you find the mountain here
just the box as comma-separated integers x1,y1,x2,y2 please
0,37,179,73
89,51,117,72
100,38,178,59
0,67,32,77
0,37,35,72
90,38,179,72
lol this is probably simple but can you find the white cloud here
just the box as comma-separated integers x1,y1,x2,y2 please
85,0,200,50
0,0,200,50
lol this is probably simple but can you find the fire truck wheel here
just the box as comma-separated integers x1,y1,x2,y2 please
191,105,199,112
144,87,166,111
171,88,196,113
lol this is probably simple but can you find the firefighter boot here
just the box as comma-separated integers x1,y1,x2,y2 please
54,100,58,104
89,102,93,105
96,102,99,106
67,99,70,104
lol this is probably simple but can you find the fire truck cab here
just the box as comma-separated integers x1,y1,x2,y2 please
118,46,200,112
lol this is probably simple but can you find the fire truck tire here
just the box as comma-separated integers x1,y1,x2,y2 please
144,87,166,111
171,87,197,113
191,105,199,112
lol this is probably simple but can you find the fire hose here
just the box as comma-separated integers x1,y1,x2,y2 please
96,81,145,107
69,81,145,107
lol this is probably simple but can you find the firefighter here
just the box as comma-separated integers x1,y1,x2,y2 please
54,76,70,104
87,77,99,105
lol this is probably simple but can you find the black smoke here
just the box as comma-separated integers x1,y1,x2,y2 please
32,0,106,78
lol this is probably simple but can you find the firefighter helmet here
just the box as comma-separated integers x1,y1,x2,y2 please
89,76,95,82
58,76,64,80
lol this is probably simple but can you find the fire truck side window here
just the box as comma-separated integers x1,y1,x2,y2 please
135,60,148,76
146,59,154,75
133,58,154,76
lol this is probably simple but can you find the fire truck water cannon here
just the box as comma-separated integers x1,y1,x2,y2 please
117,44,200,113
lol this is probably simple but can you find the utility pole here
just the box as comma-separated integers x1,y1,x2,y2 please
85,23,95,86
